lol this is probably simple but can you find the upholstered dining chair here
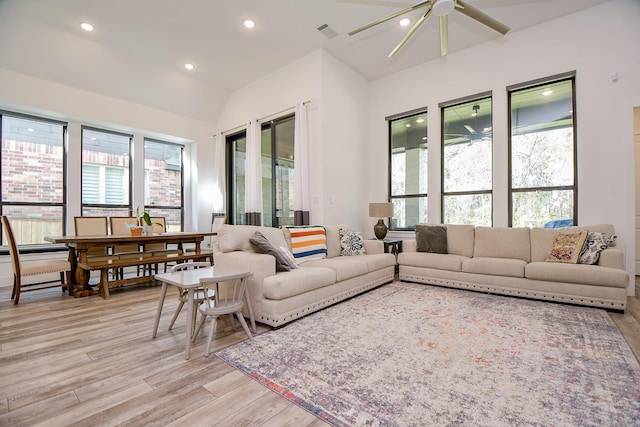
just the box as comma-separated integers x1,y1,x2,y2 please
109,216,144,279
1,215,71,304
167,262,215,334
74,216,110,259
143,217,180,274
194,271,253,357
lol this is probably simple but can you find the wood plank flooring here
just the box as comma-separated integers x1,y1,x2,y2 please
1,281,639,426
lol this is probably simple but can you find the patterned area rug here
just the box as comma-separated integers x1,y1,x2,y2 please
216,282,640,426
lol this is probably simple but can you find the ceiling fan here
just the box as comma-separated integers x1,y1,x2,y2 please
348,0,510,57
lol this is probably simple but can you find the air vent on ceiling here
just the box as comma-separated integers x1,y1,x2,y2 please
317,24,338,39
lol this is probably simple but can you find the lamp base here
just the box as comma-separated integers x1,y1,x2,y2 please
373,219,388,240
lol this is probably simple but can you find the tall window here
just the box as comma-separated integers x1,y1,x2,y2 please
441,94,493,226
226,115,295,227
144,139,183,232
262,115,295,227
509,73,577,227
389,109,428,230
81,127,132,218
226,132,247,225
1,113,67,245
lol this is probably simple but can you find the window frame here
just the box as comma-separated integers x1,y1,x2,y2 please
1,111,68,246
387,107,428,231
80,126,133,217
439,91,493,226
507,71,578,227
143,138,185,232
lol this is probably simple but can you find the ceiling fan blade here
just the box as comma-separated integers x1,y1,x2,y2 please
440,15,449,56
388,7,432,57
348,0,432,36
456,0,510,35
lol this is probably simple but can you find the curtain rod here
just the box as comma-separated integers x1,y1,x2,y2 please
217,100,311,138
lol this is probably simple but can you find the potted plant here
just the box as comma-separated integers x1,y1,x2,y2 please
134,206,162,236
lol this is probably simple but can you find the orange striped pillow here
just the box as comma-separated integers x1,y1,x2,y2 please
286,226,327,263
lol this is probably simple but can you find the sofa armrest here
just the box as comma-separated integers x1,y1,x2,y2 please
597,248,625,270
214,251,276,300
364,239,384,254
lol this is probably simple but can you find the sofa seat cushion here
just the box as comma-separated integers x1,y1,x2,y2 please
302,257,369,282
525,262,629,288
359,253,396,271
397,252,467,272
462,257,527,278
263,267,336,300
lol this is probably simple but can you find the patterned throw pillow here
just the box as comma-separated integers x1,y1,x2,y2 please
339,228,365,256
545,230,588,264
286,225,327,263
578,232,617,265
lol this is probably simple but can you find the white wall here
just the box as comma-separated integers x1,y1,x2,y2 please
208,49,371,231
367,0,640,294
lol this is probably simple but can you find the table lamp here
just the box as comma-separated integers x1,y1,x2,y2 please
369,202,394,240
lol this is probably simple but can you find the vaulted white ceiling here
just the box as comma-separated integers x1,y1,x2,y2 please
0,0,604,122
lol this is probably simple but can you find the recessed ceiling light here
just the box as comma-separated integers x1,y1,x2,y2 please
27,128,34,132
80,22,94,31
243,19,255,29
184,63,194,70
542,90,553,96
405,123,411,128
416,118,424,123
400,18,411,27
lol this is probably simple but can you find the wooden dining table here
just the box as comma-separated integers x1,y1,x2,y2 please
44,231,216,299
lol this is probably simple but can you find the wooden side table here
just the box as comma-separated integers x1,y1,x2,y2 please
381,238,403,273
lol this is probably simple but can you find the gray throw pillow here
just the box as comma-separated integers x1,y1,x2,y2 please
249,231,291,272
415,225,448,254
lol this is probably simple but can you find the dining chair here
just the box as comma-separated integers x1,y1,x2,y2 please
109,216,144,279
143,217,180,274
167,262,215,334
74,216,111,259
1,215,72,304
194,272,253,357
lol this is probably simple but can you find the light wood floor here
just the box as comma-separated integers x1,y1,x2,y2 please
1,280,639,427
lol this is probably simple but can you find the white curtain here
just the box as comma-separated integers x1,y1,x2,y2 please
294,102,310,225
212,130,225,215
244,120,263,225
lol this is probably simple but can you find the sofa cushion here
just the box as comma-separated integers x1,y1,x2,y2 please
415,225,448,253
397,252,466,272
249,231,290,272
218,224,288,253
324,225,350,258
473,227,530,262
360,253,397,272
285,225,328,263
339,228,365,256
301,256,369,282
526,262,629,288
545,230,588,264
263,267,336,300
462,257,527,278
579,232,616,265
446,224,475,257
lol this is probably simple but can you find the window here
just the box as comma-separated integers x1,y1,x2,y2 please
389,109,428,230
262,115,295,227
226,115,295,227
226,132,247,225
144,139,184,232
509,73,577,227
441,94,493,226
1,113,67,245
81,127,132,218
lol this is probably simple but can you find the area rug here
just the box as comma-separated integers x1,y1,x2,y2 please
216,282,640,426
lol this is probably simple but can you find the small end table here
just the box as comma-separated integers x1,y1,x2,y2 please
381,238,403,273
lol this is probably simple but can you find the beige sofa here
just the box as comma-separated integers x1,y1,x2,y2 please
213,224,396,327
398,224,629,311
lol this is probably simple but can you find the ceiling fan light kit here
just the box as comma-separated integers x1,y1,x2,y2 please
349,0,510,58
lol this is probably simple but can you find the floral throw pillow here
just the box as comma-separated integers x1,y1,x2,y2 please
339,228,365,256
578,232,617,265
545,230,588,264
